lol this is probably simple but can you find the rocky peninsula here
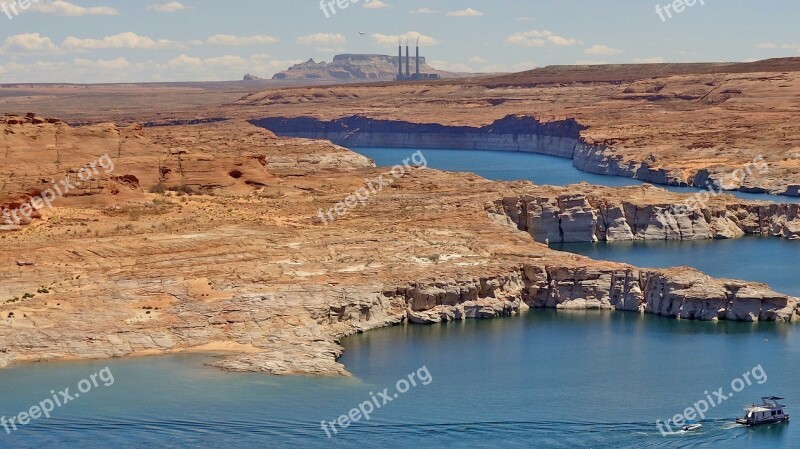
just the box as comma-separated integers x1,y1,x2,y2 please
1,117,797,376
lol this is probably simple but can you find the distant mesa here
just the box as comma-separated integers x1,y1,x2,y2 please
268,54,464,82
242,73,266,81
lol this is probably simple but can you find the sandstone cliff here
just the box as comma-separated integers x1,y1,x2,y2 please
251,114,800,198
251,115,585,159
403,265,795,325
238,60,800,198
1,119,797,377
488,183,800,243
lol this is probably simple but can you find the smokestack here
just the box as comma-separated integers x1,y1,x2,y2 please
398,43,403,77
405,43,410,77
415,39,420,79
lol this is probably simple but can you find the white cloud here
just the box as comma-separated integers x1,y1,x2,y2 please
756,43,777,49
1,33,58,52
363,0,389,9
162,54,303,80
62,32,185,50
74,57,130,70
0,53,309,83
428,58,535,74
29,1,117,16
446,8,483,17
633,57,667,63
207,35,280,46
296,33,347,46
3,61,66,75
477,64,510,73
205,55,249,67
371,31,439,47
166,54,203,69
428,60,471,72
584,44,624,56
506,30,582,47
249,54,305,73
147,2,190,12
410,7,437,14
314,47,346,53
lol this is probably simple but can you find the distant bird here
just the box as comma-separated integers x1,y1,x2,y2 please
359,31,366,35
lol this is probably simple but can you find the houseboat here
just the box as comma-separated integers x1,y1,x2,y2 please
736,397,789,426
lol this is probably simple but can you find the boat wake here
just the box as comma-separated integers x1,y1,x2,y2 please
3,416,765,449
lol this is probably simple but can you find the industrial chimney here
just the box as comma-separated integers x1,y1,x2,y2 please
398,43,403,78
405,43,410,77
415,39,420,79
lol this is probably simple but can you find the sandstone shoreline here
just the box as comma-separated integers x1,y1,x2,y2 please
1,118,798,377
252,115,800,199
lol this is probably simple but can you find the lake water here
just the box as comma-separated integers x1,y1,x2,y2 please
354,146,800,204
1,147,797,448
552,238,800,297
2,313,797,448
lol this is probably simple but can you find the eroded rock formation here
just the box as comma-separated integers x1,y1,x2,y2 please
488,184,800,242
1,119,797,376
402,265,796,324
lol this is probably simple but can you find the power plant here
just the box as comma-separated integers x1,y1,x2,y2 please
396,39,440,81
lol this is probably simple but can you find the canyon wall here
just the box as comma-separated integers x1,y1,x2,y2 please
250,115,584,159
488,188,800,243
394,264,796,324
252,115,800,197
4,260,792,374
2,118,797,376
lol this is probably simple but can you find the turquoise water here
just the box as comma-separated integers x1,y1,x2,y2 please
1,147,798,448
354,147,800,203
2,313,797,448
553,238,800,297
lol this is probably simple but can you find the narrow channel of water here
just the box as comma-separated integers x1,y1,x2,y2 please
552,238,799,297
353,147,800,203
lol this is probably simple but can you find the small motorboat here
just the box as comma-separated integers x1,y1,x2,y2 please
736,396,790,426
681,421,702,431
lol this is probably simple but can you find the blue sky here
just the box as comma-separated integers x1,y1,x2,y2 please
0,0,798,83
